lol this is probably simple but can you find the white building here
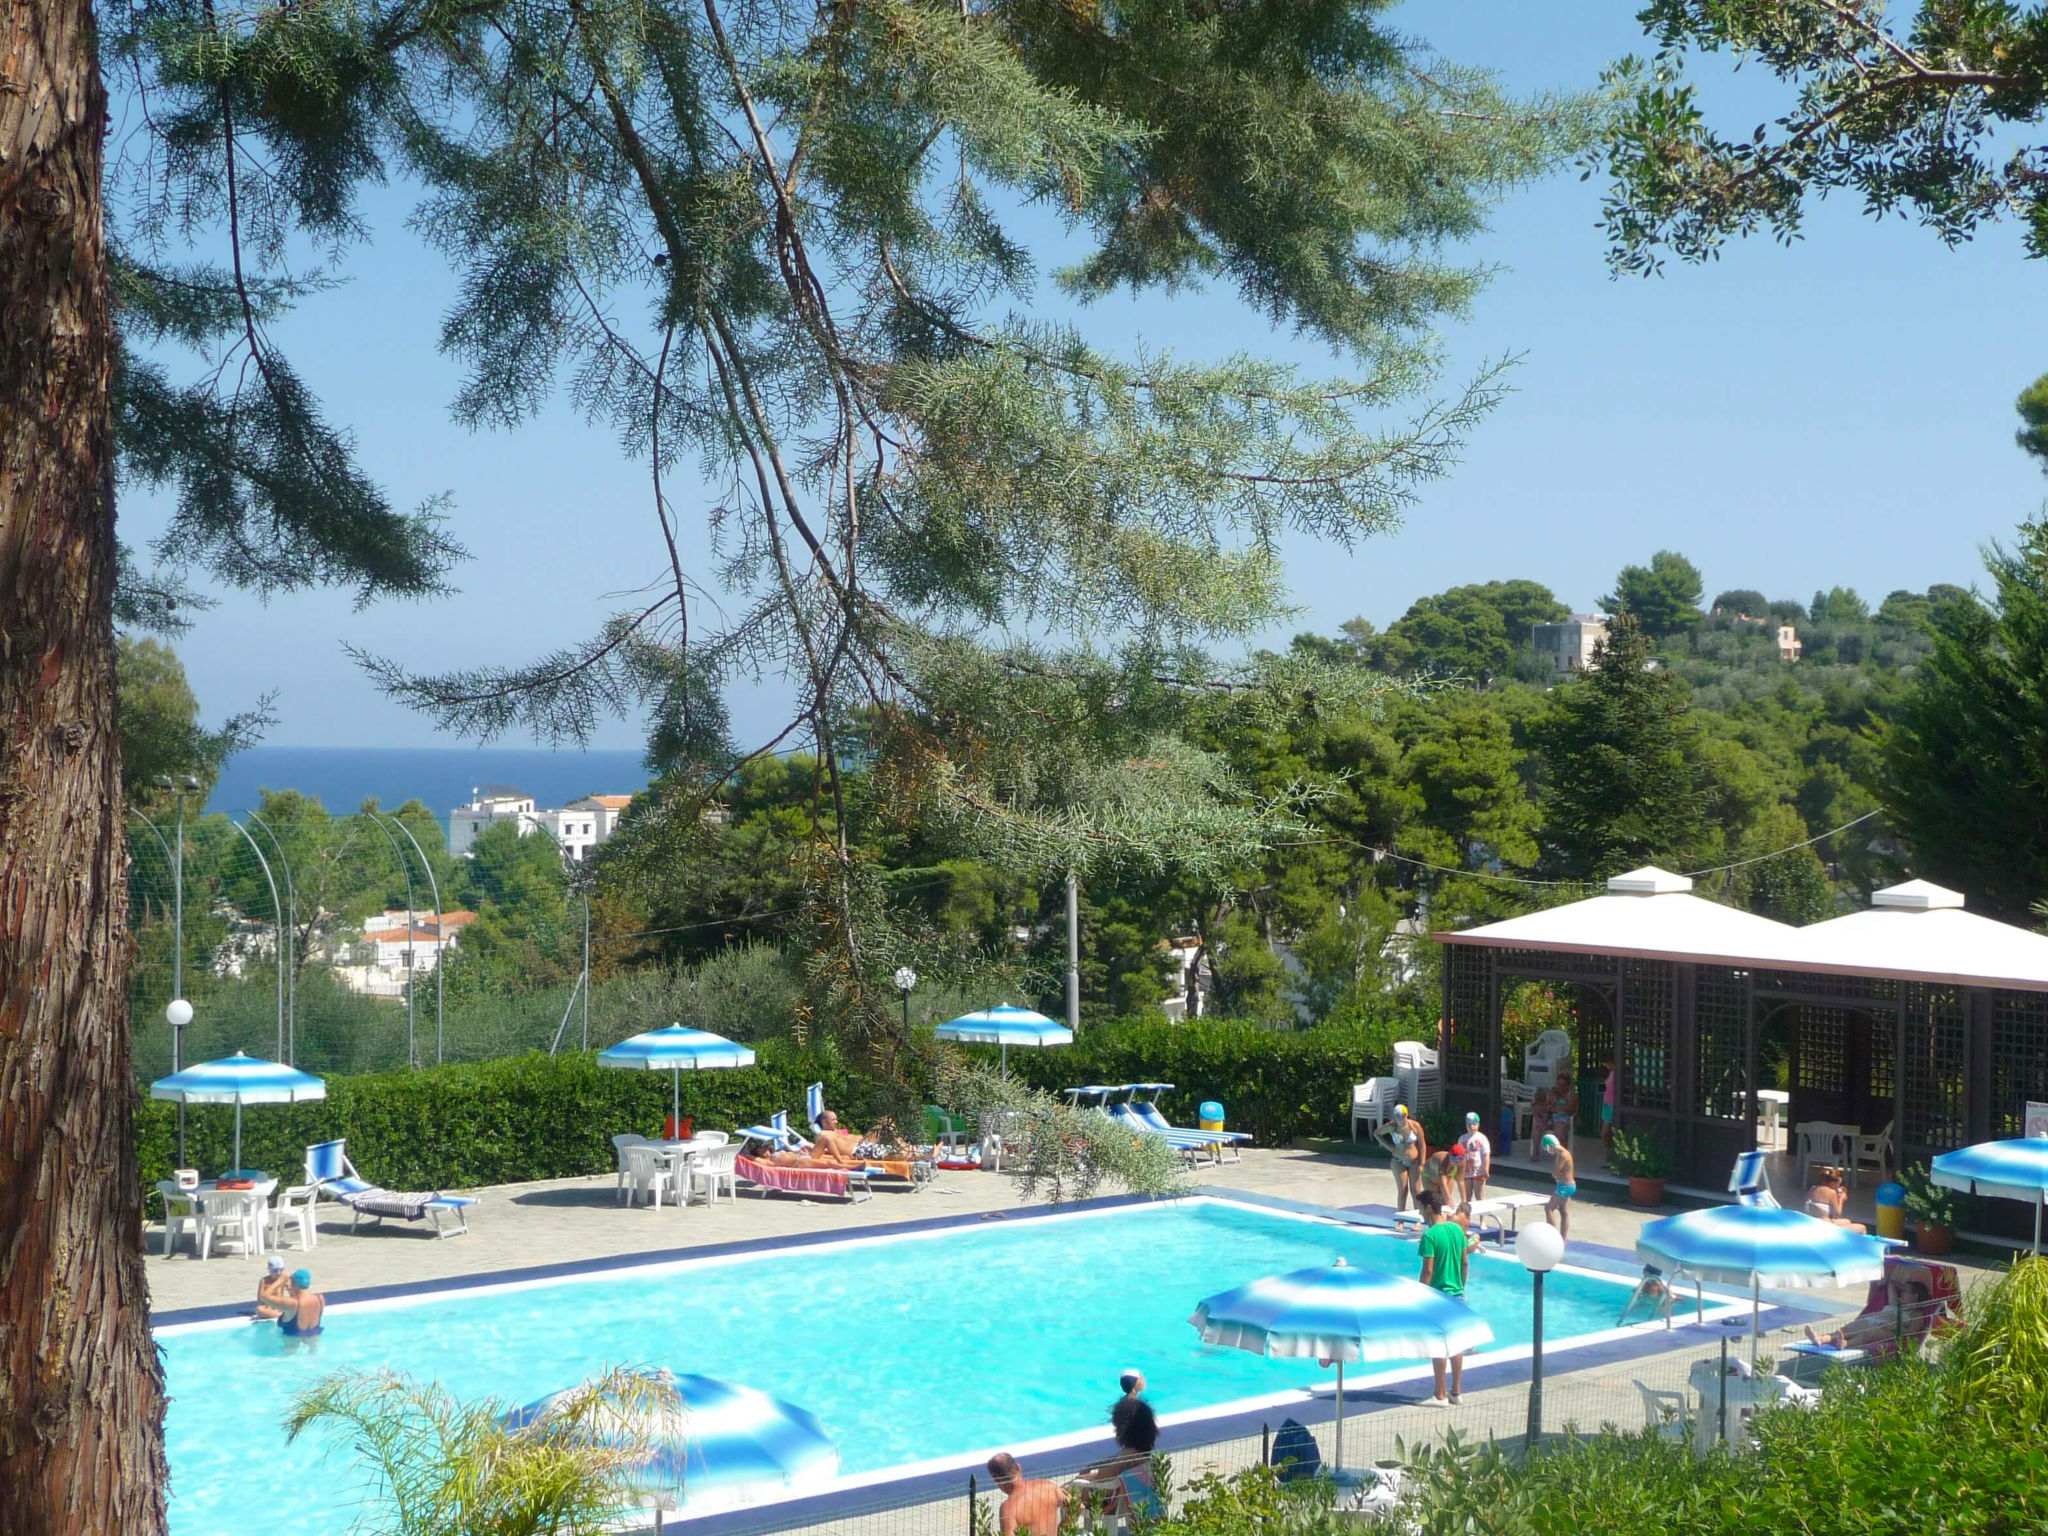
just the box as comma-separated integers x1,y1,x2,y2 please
449,787,633,860
337,911,477,998
1531,615,1609,674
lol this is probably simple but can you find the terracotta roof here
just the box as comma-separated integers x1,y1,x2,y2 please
585,794,633,808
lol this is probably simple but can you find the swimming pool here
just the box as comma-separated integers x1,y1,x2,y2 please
157,1197,1666,1533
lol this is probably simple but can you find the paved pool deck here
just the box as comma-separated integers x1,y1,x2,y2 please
149,1142,1988,1318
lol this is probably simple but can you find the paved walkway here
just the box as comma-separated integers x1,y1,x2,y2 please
148,1142,1966,1317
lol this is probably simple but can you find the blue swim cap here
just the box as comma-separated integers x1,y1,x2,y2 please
291,1269,312,1289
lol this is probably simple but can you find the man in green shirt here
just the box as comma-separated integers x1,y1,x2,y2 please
1416,1194,1468,1406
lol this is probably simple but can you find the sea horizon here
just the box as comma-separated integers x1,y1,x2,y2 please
205,745,651,832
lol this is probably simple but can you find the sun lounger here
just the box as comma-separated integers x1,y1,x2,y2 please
735,1152,870,1203
304,1139,478,1238
1127,1084,1252,1152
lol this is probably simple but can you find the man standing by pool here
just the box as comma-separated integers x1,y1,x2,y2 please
1416,1194,1468,1407
1542,1133,1576,1240
987,1452,1066,1536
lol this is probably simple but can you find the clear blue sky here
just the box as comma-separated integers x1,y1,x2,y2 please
116,2,2048,751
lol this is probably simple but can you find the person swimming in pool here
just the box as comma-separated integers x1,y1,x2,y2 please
1542,1133,1576,1240
276,1269,325,1337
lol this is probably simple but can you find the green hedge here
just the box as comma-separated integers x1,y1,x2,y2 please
1001,1017,1406,1144
136,1045,893,1193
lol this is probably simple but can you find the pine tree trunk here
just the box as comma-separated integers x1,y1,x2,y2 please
1,0,170,1530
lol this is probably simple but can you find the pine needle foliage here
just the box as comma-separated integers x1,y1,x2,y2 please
108,0,1591,1062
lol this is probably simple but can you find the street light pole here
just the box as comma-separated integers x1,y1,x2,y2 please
245,809,297,1064
365,813,418,1068
382,813,446,1066
1517,1222,1566,1448
155,774,200,1154
1064,870,1080,1036
225,817,286,1058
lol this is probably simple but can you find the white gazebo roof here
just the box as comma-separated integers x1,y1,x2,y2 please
1438,873,2048,994
1782,881,2048,992
1434,867,1804,967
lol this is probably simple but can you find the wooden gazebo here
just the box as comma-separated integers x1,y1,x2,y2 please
1435,869,2048,1194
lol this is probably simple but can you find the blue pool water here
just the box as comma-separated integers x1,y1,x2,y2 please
159,1199,1635,1533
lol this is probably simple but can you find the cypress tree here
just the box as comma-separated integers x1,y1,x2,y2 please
1532,614,1708,879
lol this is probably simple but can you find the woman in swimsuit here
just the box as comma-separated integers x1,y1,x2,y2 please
277,1269,325,1337
1805,1166,1867,1232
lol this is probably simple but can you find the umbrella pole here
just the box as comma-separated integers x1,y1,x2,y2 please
233,1100,243,1177
2036,1191,2042,1258
1333,1361,1344,1474
673,1067,681,1134
1751,1273,1760,1376
1000,1042,1008,1079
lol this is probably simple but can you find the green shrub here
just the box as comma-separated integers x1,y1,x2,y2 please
136,1045,888,1194
1001,1016,1419,1143
1901,1162,1961,1227
1608,1128,1669,1180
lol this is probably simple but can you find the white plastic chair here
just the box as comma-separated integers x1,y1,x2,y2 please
1853,1120,1894,1183
693,1130,729,1147
1391,1042,1442,1111
265,1182,320,1252
198,1191,267,1260
1795,1123,1856,1187
1350,1077,1400,1140
1523,1030,1572,1090
625,1145,676,1209
613,1133,649,1205
687,1145,740,1205
155,1181,203,1258
1634,1382,1690,1441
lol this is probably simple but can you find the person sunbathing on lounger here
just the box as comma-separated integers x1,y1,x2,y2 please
1805,1279,1931,1351
811,1111,864,1163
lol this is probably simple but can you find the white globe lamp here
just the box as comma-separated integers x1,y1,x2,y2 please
165,998,194,1029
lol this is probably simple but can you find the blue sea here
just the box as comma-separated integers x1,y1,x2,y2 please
205,745,650,830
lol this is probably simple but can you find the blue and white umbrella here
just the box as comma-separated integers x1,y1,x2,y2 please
599,1025,757,1128
507,1370,838,1526
934,1004,1073,1076
150,1051,325,1177
1933,1136,2048,1253
1190,1257,1493,1469
1637,1204,1888,1366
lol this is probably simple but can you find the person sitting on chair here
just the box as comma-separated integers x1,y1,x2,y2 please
1071,1395,1161,1513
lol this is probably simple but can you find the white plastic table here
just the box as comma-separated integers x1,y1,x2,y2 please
1756,1089,1789,1149
646,1137,723,1207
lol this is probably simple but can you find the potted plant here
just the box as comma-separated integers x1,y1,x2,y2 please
1609,1128,1669,1206
1902,1163,1960,1254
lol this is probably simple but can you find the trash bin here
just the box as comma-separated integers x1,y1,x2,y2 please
1875,1181,1906,1241
1199,1100,1226,1132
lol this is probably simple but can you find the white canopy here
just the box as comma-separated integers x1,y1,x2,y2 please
1784,880,2048,992
1433,867,1803,967
1438,871,2048,994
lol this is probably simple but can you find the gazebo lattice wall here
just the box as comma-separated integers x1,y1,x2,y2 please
1440,942,2044,1191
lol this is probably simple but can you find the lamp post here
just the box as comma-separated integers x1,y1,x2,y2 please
364,813,418,1068
1517,1221,1566,1448
381,813,446,1065
155,773,200,1160
166,998,194,1164
894,966,918,1033
245,809,297,1064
